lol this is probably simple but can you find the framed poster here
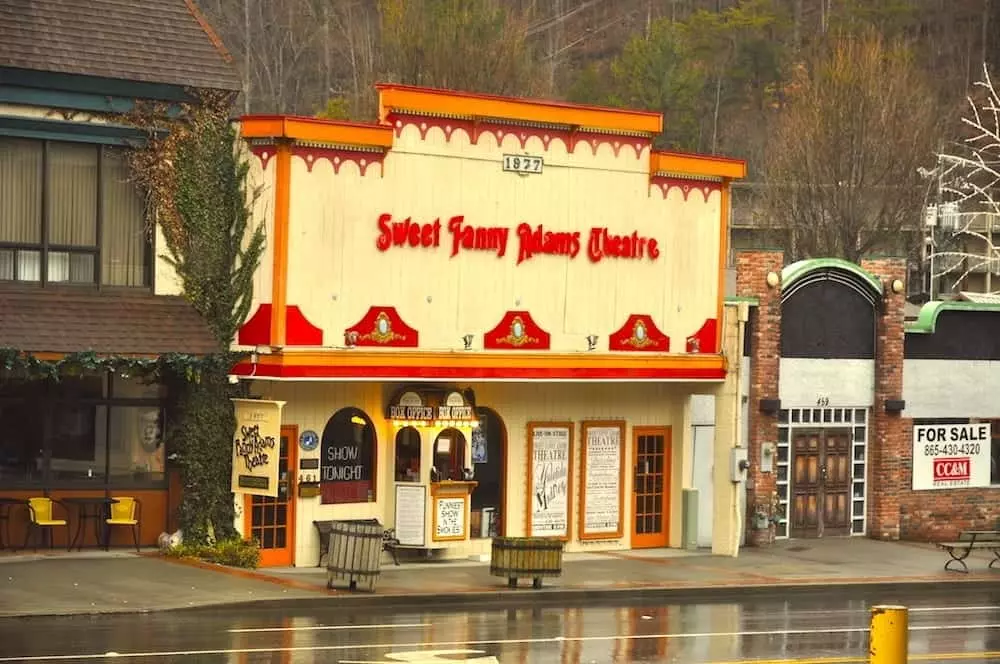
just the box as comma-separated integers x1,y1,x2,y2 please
579,421,626,540
394,484,426,546
526,421,574,540
432,495,467,542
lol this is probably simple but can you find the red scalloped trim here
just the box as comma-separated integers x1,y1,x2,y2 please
483,310,551,350
292,146,385,176
686,319,718,353
237,304,324,346
345,306,419,348
608,314,670,352
387,113,651,159
651,176,721,202
249,145,274,170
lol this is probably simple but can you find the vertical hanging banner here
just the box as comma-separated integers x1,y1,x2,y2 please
231,399,286,497
527,422,574,540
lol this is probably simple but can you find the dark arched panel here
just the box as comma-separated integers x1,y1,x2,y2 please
905,311,1000,360
320,407,376,504
781,280,876,358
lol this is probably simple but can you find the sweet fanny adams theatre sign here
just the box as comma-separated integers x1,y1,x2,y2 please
376,214,660,265
231,399,286,498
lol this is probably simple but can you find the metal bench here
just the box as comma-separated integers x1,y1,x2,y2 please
937,530,1000,573
313,519,400,567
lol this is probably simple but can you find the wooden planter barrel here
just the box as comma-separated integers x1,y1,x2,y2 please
326,520,384,592
490,536,564,589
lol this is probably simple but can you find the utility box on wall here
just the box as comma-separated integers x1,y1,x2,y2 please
681,488,699,551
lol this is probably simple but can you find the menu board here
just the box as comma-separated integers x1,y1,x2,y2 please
580,422,625,539
394,484,426,547
433,496,466,541
527,422,573,539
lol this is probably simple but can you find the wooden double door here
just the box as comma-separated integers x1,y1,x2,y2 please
790,429,851,538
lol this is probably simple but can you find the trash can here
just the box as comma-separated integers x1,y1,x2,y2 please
490,536,564,589
326,519,384,592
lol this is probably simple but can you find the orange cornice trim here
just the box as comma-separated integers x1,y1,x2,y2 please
240,115,394,150
376,83,662,136
253,350,723,372
651,151,747,180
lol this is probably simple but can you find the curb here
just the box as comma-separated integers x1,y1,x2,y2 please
6,576,1000,619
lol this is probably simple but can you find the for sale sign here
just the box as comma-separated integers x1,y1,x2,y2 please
912,423,991,490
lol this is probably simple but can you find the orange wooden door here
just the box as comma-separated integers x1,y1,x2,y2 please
245,425,297,567
631,426,671,548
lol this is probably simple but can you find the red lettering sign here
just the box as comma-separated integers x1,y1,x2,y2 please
374,214,659,265
933,457,970,482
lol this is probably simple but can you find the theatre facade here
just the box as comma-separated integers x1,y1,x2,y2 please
233,85,748,567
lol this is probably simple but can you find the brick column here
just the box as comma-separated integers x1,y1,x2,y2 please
860,258,909,540
736,250,784,542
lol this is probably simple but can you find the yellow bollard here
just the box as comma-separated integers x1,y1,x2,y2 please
870,604,908,664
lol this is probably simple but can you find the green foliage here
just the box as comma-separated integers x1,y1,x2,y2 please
316,97,351,121
117,91,266,547
165,537,261,569
378,0,542,95
0,348,233,384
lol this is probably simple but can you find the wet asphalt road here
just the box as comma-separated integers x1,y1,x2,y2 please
0,588,998,663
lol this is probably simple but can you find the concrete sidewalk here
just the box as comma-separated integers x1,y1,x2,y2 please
1,538,997,618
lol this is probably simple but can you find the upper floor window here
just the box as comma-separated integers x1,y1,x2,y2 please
0,137,149,288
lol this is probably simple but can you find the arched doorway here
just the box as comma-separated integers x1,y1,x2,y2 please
471,407,506,537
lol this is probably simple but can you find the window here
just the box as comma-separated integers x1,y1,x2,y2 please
320,408,376,504
0,137,149,287
432,428,466,482
0,374,165,487
394,426,421,482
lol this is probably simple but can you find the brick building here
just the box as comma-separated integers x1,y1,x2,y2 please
738,250,1000,544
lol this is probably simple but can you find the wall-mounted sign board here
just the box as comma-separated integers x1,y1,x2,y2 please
502,154,543,174
579,420,626,540
394,484,426,547
526,421,574,540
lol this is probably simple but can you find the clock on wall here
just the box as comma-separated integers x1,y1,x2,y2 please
299,429,319,452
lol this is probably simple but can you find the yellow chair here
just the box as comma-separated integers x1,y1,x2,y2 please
106,497,142,552
24,497,68,551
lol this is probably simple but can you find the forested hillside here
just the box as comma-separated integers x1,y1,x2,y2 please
199,0,999,177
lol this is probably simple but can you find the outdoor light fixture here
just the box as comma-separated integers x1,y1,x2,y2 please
891,279,904,294
586,335,598,351
344,330,358,348
462,334,474,350
766,271,780,288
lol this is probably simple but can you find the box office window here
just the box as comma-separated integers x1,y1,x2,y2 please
394,426,421,482
0,374,165,487
0,137,150,287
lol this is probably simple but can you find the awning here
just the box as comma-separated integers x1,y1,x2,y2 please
0,289,219,356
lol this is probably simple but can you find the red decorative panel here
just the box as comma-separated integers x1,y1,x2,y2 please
651,176,721,202
286,306,324,346
237,304,324,347
291,146,385,176
686,318,718,353
249,144,275,170
483,311,551,350
238,304,272,346
345,306,419,348
608,315,670,352
386,112,652,160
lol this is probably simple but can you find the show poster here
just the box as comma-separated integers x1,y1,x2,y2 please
528,423,573,538
394,484,426,547
912,422,992,490
581,422,624,538
230,399,286,497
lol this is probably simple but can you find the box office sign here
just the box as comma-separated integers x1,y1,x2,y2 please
231,399,286,497
912,422,991,491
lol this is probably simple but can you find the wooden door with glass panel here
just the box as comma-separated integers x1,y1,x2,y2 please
244,425,297,567
631,426,671,548
790,429,851,538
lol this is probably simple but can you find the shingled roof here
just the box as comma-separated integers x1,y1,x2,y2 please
0,0,241,92
0,290,221,356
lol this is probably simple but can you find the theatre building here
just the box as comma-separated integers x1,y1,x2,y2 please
233,85,748,567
